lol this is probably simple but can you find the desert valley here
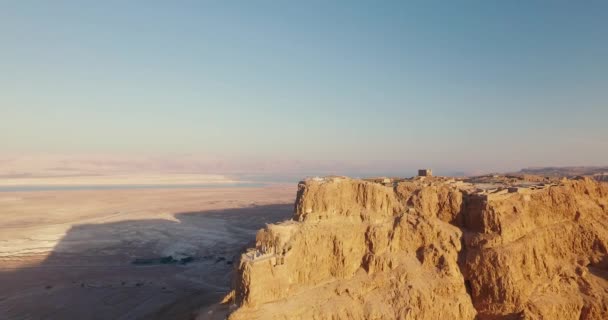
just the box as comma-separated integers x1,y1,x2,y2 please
0,184,295,319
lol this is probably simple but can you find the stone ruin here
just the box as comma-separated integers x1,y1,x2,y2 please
418,169,432,177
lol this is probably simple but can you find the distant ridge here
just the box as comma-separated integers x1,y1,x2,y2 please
514,166,608,178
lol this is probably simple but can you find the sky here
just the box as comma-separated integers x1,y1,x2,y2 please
1,1,607,177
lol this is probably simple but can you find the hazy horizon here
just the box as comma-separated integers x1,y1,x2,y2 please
2,1,607,176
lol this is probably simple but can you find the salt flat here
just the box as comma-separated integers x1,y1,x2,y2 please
0,185,295,320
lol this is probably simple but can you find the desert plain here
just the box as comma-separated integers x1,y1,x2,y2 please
0,184,295,320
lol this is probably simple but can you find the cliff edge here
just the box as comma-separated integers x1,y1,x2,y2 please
228,176,608,320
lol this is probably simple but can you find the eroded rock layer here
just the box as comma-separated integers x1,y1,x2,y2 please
229,176,608,320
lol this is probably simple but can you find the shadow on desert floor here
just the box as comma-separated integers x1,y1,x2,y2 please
0,203,294,320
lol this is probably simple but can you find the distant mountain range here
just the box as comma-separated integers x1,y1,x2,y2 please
515,166,608,181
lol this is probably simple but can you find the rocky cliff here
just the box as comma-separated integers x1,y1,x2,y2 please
228,176,608,320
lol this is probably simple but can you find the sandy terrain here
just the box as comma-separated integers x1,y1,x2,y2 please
0,185,295,320
0,174,245,188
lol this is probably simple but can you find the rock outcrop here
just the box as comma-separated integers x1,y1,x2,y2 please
462,178,608,319
228,176,608,320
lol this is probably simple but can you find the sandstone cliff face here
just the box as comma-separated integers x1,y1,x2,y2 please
229,176,608,320
462,178,608,319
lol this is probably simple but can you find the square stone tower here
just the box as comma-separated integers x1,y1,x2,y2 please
418,169,433,177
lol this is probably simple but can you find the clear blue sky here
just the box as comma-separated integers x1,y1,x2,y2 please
2,1,607,175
